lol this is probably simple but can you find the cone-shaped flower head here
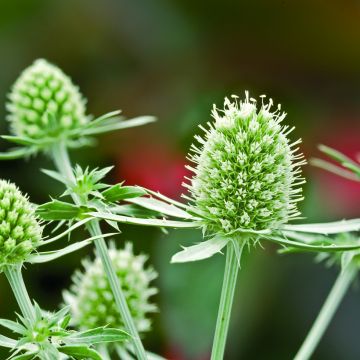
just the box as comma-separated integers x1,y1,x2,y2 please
7,59,88,139
0,180,42,270
63,243,158,334
185,92,305,235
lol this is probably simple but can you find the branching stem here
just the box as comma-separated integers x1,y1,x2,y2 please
50,141,147,360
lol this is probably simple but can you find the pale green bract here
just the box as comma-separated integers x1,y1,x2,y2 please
184,92,306,235
7,59,88,139
0,180,42,270
63,243,158,334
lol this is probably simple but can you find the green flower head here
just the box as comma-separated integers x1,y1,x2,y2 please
184,92,306,235
6,58,88,140
0,180,42,270
63,243,158,334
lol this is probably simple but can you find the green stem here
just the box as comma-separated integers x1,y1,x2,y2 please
211,242,240,360
4,264,35,322
50,141,147,360
294,265,357,360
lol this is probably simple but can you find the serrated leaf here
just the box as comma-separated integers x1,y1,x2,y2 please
59,345,102,360
0,319,26,334
40,218,93,245
102,185,147,202
88,211,200,228
127,197,194,219
63,327,130,345
37,200,83,220
282,219,360,234
171,236,229,263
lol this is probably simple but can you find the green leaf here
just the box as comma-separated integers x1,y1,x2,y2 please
265,234,360,252
59,345,102,360
319,144,360,168
102,185,147,202
63,327,130,345
127,196,195,219
88,211,200,228
41,169,68,185
171,236,229,263
145,188,189,209
40,218,93,245
0,319,26,334
10,352,37,360
27,239,92,264
81,116,156,136
282,219,360,234
0,147,37,160
310,158,360,181
36,200,83,220
0,334,16,348
110,204,160,218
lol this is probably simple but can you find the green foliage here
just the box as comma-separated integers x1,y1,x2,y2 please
63,243,158,336
0,303,130,360
0,180,42,270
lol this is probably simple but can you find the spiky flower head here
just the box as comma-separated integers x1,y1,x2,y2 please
0,180,42,270
6,59,88,140
184,92,305,235
63,243,157,335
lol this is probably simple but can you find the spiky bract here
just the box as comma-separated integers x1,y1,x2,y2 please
7,59,88,139
184,92,305,235
64,243,157,334
0,180,42,270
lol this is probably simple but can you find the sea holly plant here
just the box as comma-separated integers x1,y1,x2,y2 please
63,243,160,360
0,58,157,359
0,180,129,359
2,59,360,360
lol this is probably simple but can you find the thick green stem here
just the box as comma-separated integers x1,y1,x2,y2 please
50,141,147,360
211,242,240,360
4,264,35,322
294,265,357,360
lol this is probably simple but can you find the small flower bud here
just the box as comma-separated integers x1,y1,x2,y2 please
0,180,42,270
63,243,158,334
7,59,88,140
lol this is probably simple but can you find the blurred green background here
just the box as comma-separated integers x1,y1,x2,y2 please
1,0,360,359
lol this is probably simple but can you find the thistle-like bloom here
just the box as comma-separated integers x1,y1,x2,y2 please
63,243,158,334
0,180,42,270
184,92,305,235
6,59,88,139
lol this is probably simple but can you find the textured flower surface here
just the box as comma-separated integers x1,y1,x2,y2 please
64,243,157,334
7,58,88,139
0,180,42,270
184,92,306,235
